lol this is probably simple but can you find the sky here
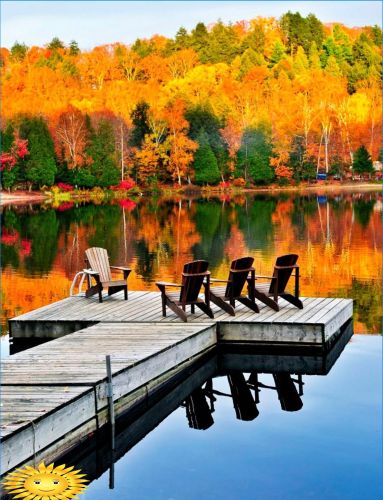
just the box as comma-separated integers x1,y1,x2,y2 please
1,1,382,49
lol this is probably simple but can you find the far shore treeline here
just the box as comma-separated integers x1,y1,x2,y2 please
1,12,381,190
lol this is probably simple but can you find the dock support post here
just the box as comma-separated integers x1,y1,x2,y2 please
106,355,115,489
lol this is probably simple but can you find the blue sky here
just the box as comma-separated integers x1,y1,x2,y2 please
1,1,381,49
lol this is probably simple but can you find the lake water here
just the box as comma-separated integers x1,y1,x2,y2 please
1,189,381,499
54,331,380,500
1,189,381,333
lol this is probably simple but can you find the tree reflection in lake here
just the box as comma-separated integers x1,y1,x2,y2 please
1,190,381,332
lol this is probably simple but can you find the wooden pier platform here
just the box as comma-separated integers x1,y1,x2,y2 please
1,322,216,475
2,292,353,476
9,291,353,347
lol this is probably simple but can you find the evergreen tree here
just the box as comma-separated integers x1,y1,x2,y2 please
280,11,324,54
19,116,57,188
185,104,228,178
206,21,240,64
190,22,210,63
130,101,151,148
269,40,286,66
69,40,80,56
194,129,220,184
87,118,120,187
47,37,65,50
174,27,190,49
352,145,374,176
10,41,28,61
289,136,316,180
236,128,274,184
131,38,154,57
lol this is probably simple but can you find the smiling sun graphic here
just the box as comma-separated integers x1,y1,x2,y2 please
2,461,88,499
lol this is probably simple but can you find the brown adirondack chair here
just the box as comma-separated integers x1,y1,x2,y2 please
84,247,131,303
156,260,214,322
251,254,303,311
206,257,259,315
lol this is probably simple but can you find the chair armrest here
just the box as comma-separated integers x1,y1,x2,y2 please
230,267,255,273
83,269,99,276
110,266,131,272
155,281,182,287
274,264,299,270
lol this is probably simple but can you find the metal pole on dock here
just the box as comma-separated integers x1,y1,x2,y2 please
106,355,115,489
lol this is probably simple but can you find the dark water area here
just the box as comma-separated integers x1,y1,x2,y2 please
1,189,381,334
50,332,381,500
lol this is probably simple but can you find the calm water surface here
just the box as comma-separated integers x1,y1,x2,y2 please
1,189,381,333
66,334,381,500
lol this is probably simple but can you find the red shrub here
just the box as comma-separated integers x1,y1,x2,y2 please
57,182,74,192
111,179,136,191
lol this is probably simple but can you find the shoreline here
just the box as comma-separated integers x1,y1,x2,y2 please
0,182,381,206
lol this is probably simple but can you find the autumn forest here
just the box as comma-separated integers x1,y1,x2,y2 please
1,12,382,190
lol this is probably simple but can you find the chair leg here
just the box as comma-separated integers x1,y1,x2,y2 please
161,294,167,317
196,302,214,319
191,304,195,314
124,286,128,300
166,298,188,322
281,294,303,309
209,293,235,316
237,297,259,313
253,290,278,311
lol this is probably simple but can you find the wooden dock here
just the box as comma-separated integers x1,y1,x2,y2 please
2,292,353,476
1,322,216,475
9,291,353,347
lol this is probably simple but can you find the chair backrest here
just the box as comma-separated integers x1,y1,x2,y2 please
180,260,209,303
225,256,254,299
85,247,112,283
269,254,298,294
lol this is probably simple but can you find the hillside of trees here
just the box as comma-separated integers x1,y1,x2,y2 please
1,12,381,189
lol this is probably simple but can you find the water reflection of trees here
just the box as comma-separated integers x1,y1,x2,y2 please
1,191,381,332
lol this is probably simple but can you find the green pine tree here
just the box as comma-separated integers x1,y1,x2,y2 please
352,145,374,176
130,102,151,148
194,129,220,185
87,118,120,187
236,127,274,184
19,116,57,189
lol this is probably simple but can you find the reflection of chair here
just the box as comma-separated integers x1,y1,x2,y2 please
206,257,259,315
185,388,214,430
156,260,214,322
84,247,131,303
273,373,303,412
228,373,259,421
252,254,303,311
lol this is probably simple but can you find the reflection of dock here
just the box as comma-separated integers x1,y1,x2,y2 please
2,293,353,476
3,321,351,487
9,291,353,347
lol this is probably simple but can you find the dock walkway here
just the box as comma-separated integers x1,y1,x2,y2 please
1,322,216,475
